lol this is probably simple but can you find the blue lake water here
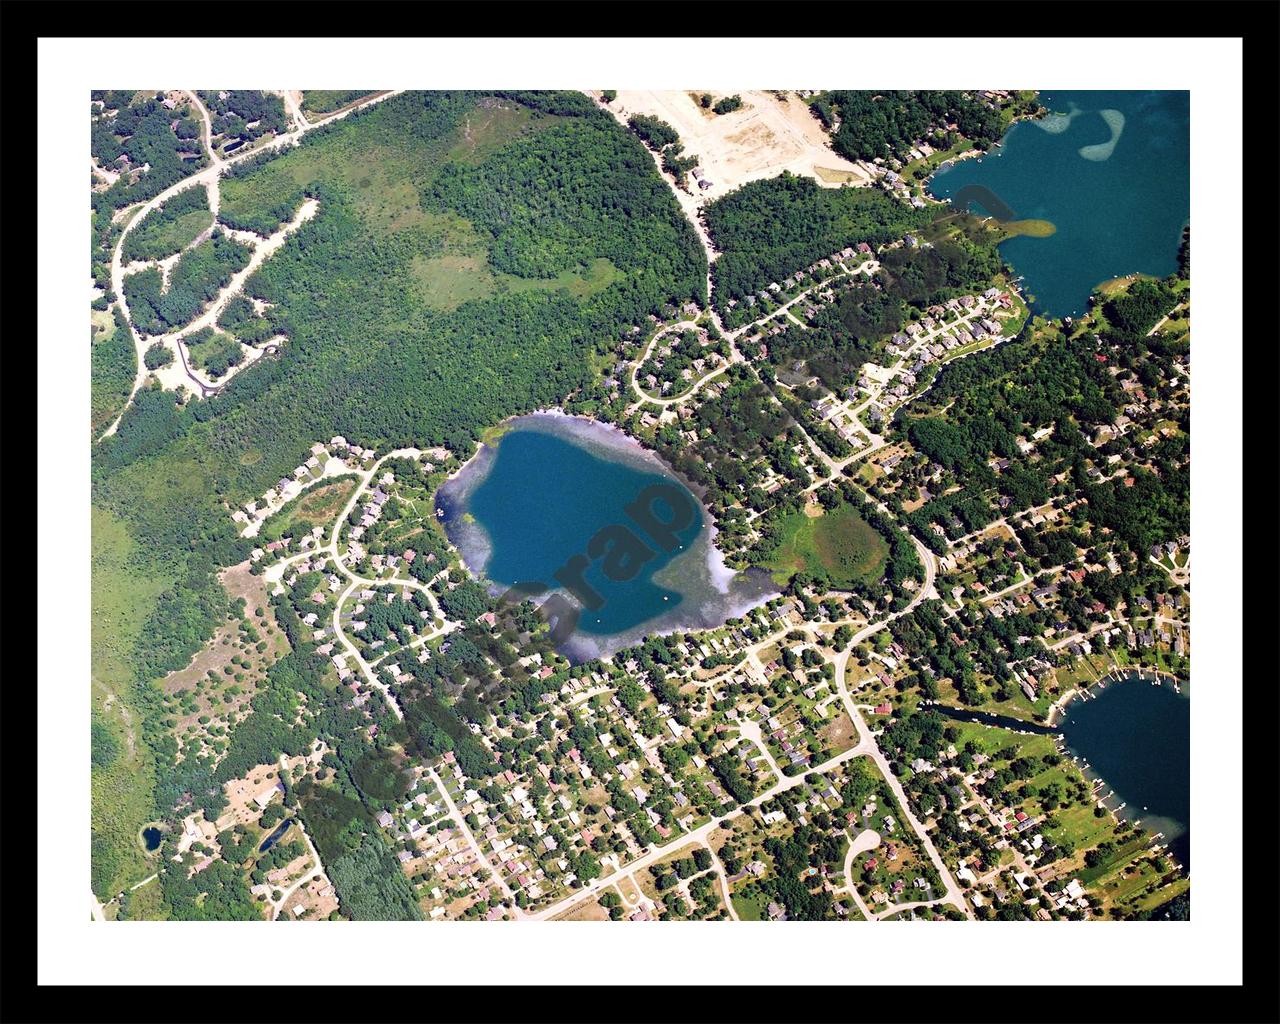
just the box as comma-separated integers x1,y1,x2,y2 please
1058,676,1190,868
141,826,162,852
436,413,778,660
928,90,1189,317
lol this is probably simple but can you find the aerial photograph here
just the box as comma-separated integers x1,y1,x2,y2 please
89,86,1193,926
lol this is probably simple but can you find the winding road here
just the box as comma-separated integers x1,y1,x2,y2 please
97,89,406,442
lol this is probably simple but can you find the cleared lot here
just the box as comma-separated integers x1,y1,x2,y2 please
607,90,872,203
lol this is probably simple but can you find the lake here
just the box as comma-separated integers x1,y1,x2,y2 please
1058,675,1190,868
928,90,1190,317
141,826,162,852
928,673,1190,867
436,412,778,661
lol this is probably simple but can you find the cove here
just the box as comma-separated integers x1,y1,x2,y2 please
1057,676,1190,868
436,412,778,661
928,91,1189,317
929,674,1190,868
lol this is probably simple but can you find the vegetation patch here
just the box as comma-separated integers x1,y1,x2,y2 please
91,310,136,437
184,327,244,379
763,502,889,587
91,507,174,898
301,91,378,117
703,172,930,306
122,186,212,263
258,475,359,544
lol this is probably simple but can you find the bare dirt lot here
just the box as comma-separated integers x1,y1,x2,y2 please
820,710,860,754
607,90,872,204
553,894,611,921
280,871,340,921
217,762,284,832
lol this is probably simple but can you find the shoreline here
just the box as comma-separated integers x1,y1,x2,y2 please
1049,668,1190,874
1045,664,1188,727
434,409,780,662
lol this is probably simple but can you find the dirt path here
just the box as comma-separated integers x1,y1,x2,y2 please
185,91,223,170
281,90,309,131
97,89,406,442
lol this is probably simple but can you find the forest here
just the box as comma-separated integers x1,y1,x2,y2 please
810,91,1004,163
702,173,929,305
123,231,253,335
91,309,136,437
626,114,679,151
93,92,709,905
91,92,208,290
432,116,704,287
198,90,288,150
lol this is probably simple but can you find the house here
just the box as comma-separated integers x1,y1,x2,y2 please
253,782,284,809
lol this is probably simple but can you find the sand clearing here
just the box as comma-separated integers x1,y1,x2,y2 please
607,90,872,203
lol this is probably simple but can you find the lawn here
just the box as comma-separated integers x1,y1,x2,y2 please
763,503,889,587
731,892,764,920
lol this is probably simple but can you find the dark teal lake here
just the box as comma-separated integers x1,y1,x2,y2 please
928,90,1189,317
1058,676,1190,868
436,413,777,660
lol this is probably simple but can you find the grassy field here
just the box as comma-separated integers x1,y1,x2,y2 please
812,166,866,185
128,207,212,260
552,894,611,921
411,228,623,312
91,309,115,341
764,503,889,587
259,476,359,543
185,329,242,375
731,892,764,920
160,562,290,762
91,507,174,899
